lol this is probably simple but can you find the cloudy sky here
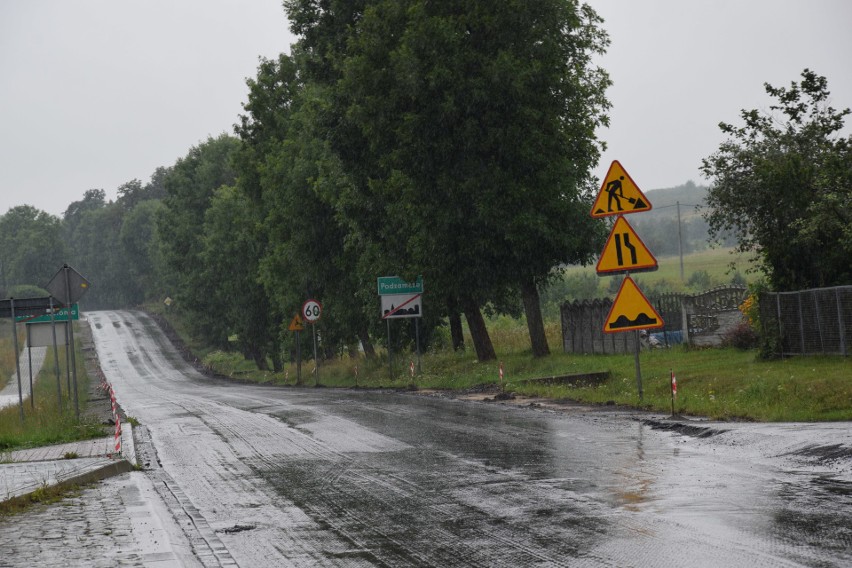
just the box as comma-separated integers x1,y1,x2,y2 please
1,0,850,217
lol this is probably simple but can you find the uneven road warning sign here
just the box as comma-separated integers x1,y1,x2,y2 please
604,275,664,333
288,313,305,332
591,160,652,218
596,215,658,275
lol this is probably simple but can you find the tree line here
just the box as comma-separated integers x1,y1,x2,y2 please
1,2,848,372
1,1,613,367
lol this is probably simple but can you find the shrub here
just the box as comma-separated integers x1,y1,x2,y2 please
721,320,759,350
687,270,713,291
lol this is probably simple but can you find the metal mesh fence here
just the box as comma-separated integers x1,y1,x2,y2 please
759,286,851,356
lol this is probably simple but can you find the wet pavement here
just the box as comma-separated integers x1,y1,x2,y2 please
0,429,202,567
1,435,130,503
3,309,851,567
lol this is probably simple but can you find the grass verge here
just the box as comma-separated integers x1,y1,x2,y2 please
151,306,851,423
0,324,105,453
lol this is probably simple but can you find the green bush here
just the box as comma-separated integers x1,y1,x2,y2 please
721,321,759,350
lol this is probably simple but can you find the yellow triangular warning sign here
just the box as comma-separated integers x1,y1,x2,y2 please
288,313,305,332
596,215,658,275
591,160,652,218
603,276,664,334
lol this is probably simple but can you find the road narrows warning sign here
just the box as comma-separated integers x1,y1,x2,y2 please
591,160,652,218
596,215,658,275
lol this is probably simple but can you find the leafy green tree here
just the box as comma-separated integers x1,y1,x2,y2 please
0,206,66,293
235,53,378,362
63,189,107,238
284,0,610,360
120,199,165,301
157,134,241,346
701,69,852,290
202,185,282,371
65,201,138,308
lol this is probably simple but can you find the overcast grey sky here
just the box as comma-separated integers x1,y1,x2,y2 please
1,1,851,217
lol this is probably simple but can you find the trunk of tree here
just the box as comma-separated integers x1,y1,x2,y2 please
358,327,377,360
460,295,496,361
270,350,283,373
250,345,269,371
521,278,550,357
447,297,465,351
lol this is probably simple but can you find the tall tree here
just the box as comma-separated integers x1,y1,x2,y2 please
701,69,852,290
157,134,241,346
67,202,139,308
285,0,610,359
235,53,378,361
202,185,282,370
0,206,66,293
120,199,165,302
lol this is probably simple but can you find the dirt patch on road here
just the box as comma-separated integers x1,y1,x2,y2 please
643,418,729,438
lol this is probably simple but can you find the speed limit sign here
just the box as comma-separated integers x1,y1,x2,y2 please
302,299,322,323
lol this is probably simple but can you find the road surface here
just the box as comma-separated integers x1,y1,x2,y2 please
29,310,852,566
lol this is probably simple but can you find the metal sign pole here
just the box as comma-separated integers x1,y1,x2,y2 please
387,318,393,380
64,321,71,398
49,298,62,411
27,328,34,409
312,323,319,387
11,299,24,422
64,267,80,419
634,329,643,401
296,331,302,385
415,318,422,374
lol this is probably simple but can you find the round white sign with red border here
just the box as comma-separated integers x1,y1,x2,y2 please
302,299,322,323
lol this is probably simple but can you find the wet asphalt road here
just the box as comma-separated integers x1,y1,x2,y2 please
78,310,852,567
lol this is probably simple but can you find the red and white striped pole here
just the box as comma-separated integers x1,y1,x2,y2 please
107,382,122,457
114,415,122,455
670,369,677,416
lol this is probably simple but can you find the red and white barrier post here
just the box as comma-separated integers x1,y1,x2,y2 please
670,369,677,416
106,381,121,457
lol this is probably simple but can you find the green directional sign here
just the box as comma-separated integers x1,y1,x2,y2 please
377,276,424,296
16,304,79,323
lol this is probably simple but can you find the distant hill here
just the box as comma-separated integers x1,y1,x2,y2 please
620,181,736,257
641,181,708,220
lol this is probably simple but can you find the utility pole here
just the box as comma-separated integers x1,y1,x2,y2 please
677,201,684,281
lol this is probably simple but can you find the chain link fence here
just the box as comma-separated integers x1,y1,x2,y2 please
759,286,851,356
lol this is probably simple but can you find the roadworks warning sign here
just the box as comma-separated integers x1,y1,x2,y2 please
591,160,652,218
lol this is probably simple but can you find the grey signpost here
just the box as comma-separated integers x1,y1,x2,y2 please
18,304,78,411
302,299,322,386
46,264,90,419
1,296,69,421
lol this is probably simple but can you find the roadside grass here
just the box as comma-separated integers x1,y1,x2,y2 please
0,330,104,453
153,305,852,423
0,484,84,517
0,327,26,392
